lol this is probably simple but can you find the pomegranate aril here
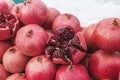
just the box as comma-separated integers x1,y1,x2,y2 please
0,23,6,28
58,27,74,41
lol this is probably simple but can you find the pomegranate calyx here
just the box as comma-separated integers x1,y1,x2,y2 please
112,18,119,27
26,29,33,37
65,13,71,20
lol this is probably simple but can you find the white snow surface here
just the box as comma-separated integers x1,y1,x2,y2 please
43,0,120,27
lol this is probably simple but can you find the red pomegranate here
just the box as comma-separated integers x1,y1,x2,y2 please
0,64,10,80
6,73,27,80
88,50,120,80
84,23,99,53
52,13,82,35
42,7,60,30
56,64,90,80
12,0,47,25
0,11,20,40
0,40,11,63
26,55,57,80
45,25,87,64
93,18,120,52
0,0,15,12
15,24,48,56
3,46,30,73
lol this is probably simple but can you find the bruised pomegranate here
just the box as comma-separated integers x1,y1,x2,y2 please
26,55,57,80
0,40,11,63
45,25,87,64
52,13,82,35
6,73,27,80
84,24,99,53
15,24,48,56
93,18,120,52
0,11,19,40
88,50,120,80
56,64,90,80
0,0,15,12
3,46,30,73
42,7,60,30
12,0,47,25
0,64,9,80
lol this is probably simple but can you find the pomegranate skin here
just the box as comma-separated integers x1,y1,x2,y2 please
52,13,82,35
3,46,30,73
13,0,47,25
93,18,120,52
0,40,11,63
88,50,120,80
42,7,60,30
6,73,27,80
0,0,15,12
84,23,99,53
15,24,48,56
26,55,57,80
56,64,90,80
0,64,10,80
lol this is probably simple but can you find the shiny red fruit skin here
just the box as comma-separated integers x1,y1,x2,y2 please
52,13,82,35
12,0,47,25
56,64,90,80
0,40,11,63
0,64,10,80
26,55,57,80
93,18,120,52
42,7,60,30
6,73,27,80
3,46,30,73
15,24,48,56
84,23,99,53
88,50,120,80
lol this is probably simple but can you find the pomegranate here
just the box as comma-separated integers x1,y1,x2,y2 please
15,24,48,56
26,55,57,80
52,13,82,35
93,18,120,52
0,40,11,63
42,7,60,30
3,46,30,73
0,64,10,80
12,0,47,25
84,23,99,53
0,11,20,40
0,0,15,12
45,25,87,64
6,73,27,80
56,64,90,80
88,50,120,80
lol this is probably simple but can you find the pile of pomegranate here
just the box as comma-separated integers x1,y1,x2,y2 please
0,0,120,80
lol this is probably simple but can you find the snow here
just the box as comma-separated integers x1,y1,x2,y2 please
43,0,120,27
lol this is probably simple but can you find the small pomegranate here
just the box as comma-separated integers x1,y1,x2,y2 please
6,73,27,80
0,64,10,80
0,40,11,63
45,25,87,64
56,64,90,80
0,11,20,40
3,46,30,73
15,24,48,56
84,23,99,53
12,0,47,25
93,18,120,52
26,55,57,80
88,50,120,80
42,7,60,30
52,13,82,35
0,0,15,12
